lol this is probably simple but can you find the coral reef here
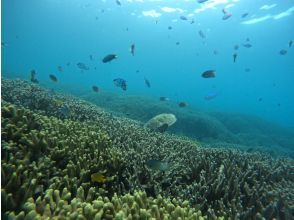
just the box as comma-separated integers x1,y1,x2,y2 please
1,78,294,219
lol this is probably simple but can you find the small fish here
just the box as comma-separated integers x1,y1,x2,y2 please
176,42,180,45
92,86,99,92
130,44,135,56
159,97,169,101
77,62,90,70
198,30,206,39
222,9,232,20
180,16,188,21
277,103,281,107
198,0,209,3
234,45,239,50
115,0,121,6
30,69,39,84
204,91,219,100
136,70,140,73
89,55,93,60
245,68,251,72
233,53,237,63
258,98,263,102
102,54,118,63
91,172,107,183
289,40,293,48
144,77,151,88
213,50,218,55
113,78,127,91
178,102,188,107
146,159,170,172
168,26,172,30
241,12,249,18
246,37,250,42
66,62,71,66
201,70,216,78
279,49,287,55
1,41,8,47
57,66,63,72
243,43,252,48
190,19,195,24
49,74,58,82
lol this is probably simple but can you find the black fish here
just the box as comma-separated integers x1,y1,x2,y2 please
198,0,208,3
243,43,252,48
180,16,188,20
58,66,63,72
49,74,58,82
113,78,127,91
77,62,90,70
241,13,249,18
279,49,287,55
102,54,118,63
30,69,39,84
176,42,180,45
146,159,170,171
144,77,151,88
202,70,216,78
92,86,99,92
233,53,237,63
289,40,293,48
130,44,135,56
160,97,169,101
179,102,188,107
198,30,206,39
115,0,121,6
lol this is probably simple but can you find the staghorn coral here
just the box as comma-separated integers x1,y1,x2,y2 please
1,78,294,219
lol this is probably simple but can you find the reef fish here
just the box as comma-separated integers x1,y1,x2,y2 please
168,26,172,30
241,12,249,18
233,53,237,63
198,30,206,39
279,49,287,55
144,77,151,88
30,70,39,84
57,66,63,72
243,43,252,48
201,70,216,78
102,54,118,63
77,62,89,71
113,78,127,91
178,102,188,107
115,0,121,6
146,159,170,172
222,9,232,20
198,0,209,3
204,91,219,100
49,74,58,82
92,85,99,92
289,40,293,48
130,44,135,56
180,16,188,20
91,172,107,183
160,97,169,101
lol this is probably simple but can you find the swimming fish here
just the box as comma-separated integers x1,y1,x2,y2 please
204,91,219,100
168,26,172,30
91,172,107,183
57,66,63,72
49,74,58,82
245,68,251,72
198,30,206,39
233,53,237,63
159,96,169,101
113,78,127,91
198,0,209,3
180,16,188,21
77,62,89,70
130,44,135,56
66,62,71,66
92,86,99,92
279,49,287,55
146,159,170,172
201,70,216,78
30,70,39,84
243,43,252,48
178,102,188,107
241,13,249,18
89,55,93,60
102,54,118,63
144,77,151,88
258,98,263,102
234,45,239,50
115,0,121,6
289,40,293,48
222,9,232,20
176,42,180,45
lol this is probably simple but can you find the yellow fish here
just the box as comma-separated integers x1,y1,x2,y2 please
91,172,107,183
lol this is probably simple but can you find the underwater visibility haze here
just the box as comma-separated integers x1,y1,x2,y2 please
1,0,294,219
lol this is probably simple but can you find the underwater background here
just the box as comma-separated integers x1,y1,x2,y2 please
1,0,294,219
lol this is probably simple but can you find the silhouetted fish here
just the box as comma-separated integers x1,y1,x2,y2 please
168,26,172,30
160,97,169,101
58,66,63,72
241,12,249,18
198,0,209,3
198,30,206,39
130,44,135,56
102,54,118,63
30,69,39,84
279,49,287,55
144,77,151,88
205,91,219,100
92,86,99,92
222,9,232,20
179,102,188,107
77,62,89,70
113,78,127,91
180,16,188,20
233,53,237,63
289,40,293,48
243,43,252,48
202,70,216,78
49,74,58,82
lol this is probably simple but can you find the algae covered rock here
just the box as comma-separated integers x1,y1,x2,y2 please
144,113,177,132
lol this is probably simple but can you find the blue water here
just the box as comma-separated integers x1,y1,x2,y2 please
2,0,294,127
